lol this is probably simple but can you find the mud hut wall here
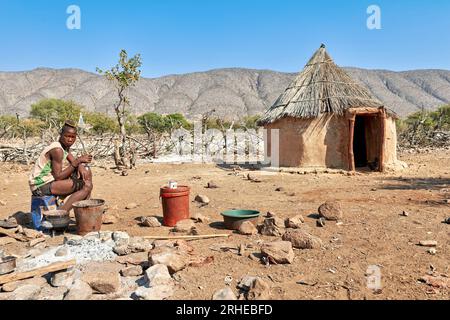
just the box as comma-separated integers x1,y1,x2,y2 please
383,117,398,165
265,115,348,168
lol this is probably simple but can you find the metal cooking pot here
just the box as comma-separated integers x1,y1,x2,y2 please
0,256,17,275
43,210,71,231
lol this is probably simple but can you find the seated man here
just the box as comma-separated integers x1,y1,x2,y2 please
29,121,93,212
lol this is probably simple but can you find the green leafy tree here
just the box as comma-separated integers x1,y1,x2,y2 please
84,112,118,134
137,113,191,157
30,99,82,127
97,49,142,167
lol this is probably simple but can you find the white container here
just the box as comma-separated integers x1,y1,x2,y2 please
168,180,178,189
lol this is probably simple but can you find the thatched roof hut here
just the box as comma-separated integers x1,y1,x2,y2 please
259,44,403,172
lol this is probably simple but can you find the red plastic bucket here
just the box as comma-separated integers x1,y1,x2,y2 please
160,186,190,227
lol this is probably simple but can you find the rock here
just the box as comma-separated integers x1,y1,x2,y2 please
444,217,450,224
427,248,437,255
134,285,174,300
419,275,449,289
401,211,409,217
2,276,47,292
238,221,258,235
284,215,304,229
194,194,210,204
153,240,175,248
51,269,76,287
282,229,323,249
64,280,92,300
0,200,6,206
121,265,143,277
112,231,130,246
173,219,196,233
102,214,118,225
419,240,438,247
0,237,16,246
275,187,284,192
237,276,257,291
318,201,343,221
149,251,188,274
260,241,294,264
247,278,271,300
144,264,173,287
37,285,68,300
128,237,154,252
22,228,43,239
259,217,285,237
140,216,161,228
190,212,210,223
266,211,276,218
55,247,69,257
212,287,237,300
82,271,121,294
206,181,219,188
125,203,138,210
64,235,83,245
11,284,42,300
114,245,132,256
316,218,326,227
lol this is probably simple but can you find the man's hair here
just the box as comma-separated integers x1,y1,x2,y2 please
61,120,77,134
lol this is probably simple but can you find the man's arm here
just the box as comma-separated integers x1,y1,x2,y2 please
49,148,76,181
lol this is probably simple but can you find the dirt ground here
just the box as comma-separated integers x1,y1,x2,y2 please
0,149,449,300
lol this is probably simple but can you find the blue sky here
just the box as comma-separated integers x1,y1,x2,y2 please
0,0,449,78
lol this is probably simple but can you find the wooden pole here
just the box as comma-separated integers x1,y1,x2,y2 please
143,234,231,241
379,109,387,172
348,116,356,171
0,259,76,285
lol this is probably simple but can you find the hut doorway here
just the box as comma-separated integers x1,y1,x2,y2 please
349,112,385,172
353,116,368,167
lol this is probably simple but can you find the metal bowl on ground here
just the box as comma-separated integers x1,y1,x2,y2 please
43,210,70,231
0,256,17,275
220,209,260,230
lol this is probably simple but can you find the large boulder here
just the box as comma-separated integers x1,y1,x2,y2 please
318,201,343,221
282,229,323,249
260,241,294,264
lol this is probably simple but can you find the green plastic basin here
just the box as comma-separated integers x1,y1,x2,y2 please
220,210,260,230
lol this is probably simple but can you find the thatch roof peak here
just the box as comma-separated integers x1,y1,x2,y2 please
258,45,387,125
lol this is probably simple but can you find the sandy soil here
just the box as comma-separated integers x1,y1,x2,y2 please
0,150,449,300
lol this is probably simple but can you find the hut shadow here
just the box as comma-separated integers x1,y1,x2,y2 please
379,177,450,191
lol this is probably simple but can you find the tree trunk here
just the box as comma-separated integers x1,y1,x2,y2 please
114,106,128,168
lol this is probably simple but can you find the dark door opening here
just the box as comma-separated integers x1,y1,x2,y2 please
353,116,367,167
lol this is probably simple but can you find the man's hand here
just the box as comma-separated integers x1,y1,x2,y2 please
76,154,93,165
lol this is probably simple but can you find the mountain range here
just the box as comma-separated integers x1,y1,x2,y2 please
1,67,449,119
